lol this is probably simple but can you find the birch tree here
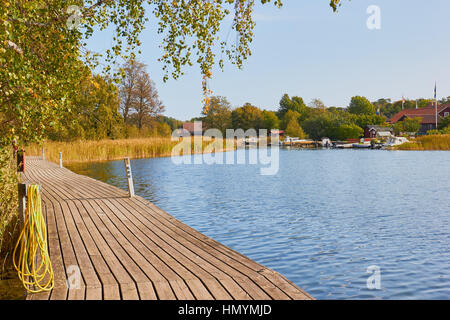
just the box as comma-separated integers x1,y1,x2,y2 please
0,0,344,145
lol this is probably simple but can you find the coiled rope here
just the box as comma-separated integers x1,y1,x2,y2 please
13,184,54,293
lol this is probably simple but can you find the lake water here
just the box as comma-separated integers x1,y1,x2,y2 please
68,148,450,300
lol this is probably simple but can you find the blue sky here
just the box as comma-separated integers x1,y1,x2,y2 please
85,0,450,120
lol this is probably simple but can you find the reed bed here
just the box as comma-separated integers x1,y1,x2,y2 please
25,137,237,164
396,134,450,151
0,147,19,277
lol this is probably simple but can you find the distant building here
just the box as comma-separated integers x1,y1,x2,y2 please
388,104,450,134
182,122,203,136
364,125,394,139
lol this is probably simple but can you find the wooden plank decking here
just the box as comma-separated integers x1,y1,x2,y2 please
22,157,312,300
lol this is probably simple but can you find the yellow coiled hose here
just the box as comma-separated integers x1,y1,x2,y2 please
13,184,54,293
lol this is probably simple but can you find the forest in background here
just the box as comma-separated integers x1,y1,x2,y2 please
195,94,450,140
44,60,182,142
37,63,450,143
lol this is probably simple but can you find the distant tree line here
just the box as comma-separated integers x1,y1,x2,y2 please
198,95,384,140
196,94,450,140
45,64,450,142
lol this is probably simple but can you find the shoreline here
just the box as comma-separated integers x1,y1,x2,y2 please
25,134,450,166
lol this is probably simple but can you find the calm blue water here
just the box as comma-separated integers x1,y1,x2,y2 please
68,149,450,300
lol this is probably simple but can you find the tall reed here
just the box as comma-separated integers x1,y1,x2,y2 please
396,134,450,150
25,137,237,164
0,147,19,277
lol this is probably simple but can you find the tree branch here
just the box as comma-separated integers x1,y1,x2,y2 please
7,0,116,29
5,40,23,55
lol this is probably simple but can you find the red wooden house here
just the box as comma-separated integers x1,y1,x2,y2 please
388,104,450,133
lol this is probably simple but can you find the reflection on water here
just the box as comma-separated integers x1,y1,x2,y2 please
68,149,450,300
68,161,123,186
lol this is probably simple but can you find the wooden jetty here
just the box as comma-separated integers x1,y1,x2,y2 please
282,140,319,147
22,157,312,300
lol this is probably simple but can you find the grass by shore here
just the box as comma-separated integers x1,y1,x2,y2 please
0,148,19,279
395,134,450,151
25,137,237,164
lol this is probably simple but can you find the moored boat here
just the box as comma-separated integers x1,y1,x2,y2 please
383,136,409,148
352,143,371,148
335,143,354,149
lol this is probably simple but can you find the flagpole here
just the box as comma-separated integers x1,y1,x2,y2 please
435,82,438,129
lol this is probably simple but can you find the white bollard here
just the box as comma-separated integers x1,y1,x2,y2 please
124,157,135,197
18,183,28,223
42,148,45,160
59,152,63,168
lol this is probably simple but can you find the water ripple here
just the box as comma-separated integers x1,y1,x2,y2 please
69,149,450,300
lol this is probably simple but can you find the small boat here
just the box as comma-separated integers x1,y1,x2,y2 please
335,143,353,149
351,138,371,149
321,138,332,148
383,136,409,147
352,143,371,149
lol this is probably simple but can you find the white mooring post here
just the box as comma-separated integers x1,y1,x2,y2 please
59,152,63,168
42,148,45,160
124,157,135,197
18,183,28,223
